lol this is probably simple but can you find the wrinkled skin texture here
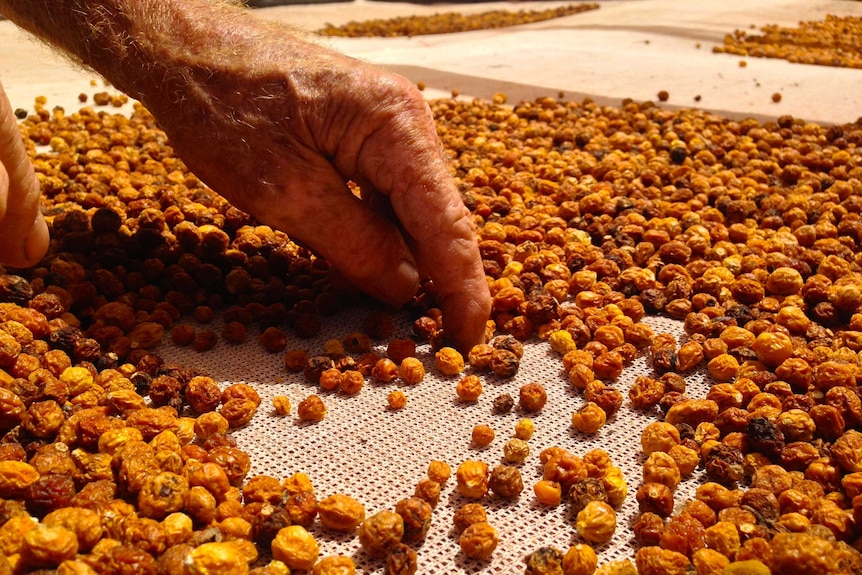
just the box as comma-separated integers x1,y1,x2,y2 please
0,0,490,351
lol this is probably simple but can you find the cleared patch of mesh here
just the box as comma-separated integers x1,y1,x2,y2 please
159,311,707,572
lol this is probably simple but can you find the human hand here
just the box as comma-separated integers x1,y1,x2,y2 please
0,81,48,269
135,28,490,352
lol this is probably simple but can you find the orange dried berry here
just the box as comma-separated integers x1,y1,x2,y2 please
371,358,399,383
571,402,607,434
318,494,366,532
284,349,309,372
707,353,739,382
471,424,495,448
453,502,486,532
342,332,372,354
338,370,364,395
297,395,326,422
519,382,548,412
398,357,426,385
258,326,287,353
428,461,451,484
414,478,441,507
467,343,494,371
387,390,407,410
576,501,616,544
459,521,498,560
751,331,793,367
456,374,483,402
318,368,342,391
641,422,681,455
533,480,562,506
386,338,416,365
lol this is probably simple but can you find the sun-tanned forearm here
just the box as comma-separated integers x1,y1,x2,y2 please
0,1,308,116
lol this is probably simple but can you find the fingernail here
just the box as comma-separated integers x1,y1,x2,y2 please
381,258,419,305
23,213,48,265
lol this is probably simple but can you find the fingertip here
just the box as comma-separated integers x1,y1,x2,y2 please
23,212,49,267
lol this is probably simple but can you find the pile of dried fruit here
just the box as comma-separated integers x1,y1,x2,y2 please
714,14,862,69
2,79,862,574
437,94,862,573
315,4,598,38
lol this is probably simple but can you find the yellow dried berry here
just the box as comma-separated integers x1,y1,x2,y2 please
185,541,251,575
387,390,407,410
435,346,465,376
549,329,577,354
515,418,535,440
456,460,490,498
272,395,291,416
503,439,530,464
271,525,319,571
576,501,617,544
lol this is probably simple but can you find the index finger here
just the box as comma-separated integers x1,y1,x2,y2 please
359,93,491,353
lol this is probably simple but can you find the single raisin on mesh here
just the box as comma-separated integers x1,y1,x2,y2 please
303,355,335,384
492,394,514,413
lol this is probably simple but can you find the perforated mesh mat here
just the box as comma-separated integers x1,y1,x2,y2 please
158,310,706,572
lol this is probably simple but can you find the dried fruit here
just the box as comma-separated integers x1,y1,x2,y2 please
318,494,365,532
524,546,564,575
575,501,616,544
456,460,490,498
358,510,404,558
519,382,548,412
271,525,319,571
459,521,498,560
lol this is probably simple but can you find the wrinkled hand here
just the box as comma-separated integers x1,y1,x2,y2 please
139,36,490,352
0,81,48,269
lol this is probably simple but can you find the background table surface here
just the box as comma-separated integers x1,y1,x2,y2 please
2,0,862,125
